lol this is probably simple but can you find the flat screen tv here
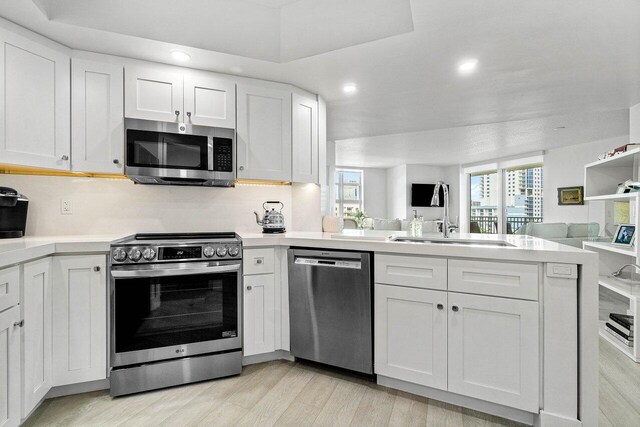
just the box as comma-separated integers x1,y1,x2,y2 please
411,183,449,207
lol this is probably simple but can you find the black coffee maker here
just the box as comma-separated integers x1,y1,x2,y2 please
0,187,28,238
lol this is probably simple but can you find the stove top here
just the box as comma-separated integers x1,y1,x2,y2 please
110,232,242,265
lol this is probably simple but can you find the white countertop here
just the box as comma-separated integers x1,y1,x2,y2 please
0,230,596,269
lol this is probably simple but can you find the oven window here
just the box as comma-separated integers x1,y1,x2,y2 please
114,272,238,353
126,130,208,170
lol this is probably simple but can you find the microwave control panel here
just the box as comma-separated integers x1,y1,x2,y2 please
213,137,233,172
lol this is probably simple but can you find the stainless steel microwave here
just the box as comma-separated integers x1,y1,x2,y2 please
124,119,235,187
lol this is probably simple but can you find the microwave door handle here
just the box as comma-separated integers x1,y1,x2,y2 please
111,263,240,278
208,138,214,171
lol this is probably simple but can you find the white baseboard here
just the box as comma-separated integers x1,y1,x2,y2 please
45,379,110,399
242,350,293,365
377,375,536,426
535,410,583,427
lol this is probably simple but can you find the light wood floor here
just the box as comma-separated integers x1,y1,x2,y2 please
24,337,640,427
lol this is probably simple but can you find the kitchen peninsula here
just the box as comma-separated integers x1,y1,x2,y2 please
0,231,597,427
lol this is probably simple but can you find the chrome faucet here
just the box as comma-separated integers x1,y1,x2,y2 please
431,181,451,238
612,264,640,278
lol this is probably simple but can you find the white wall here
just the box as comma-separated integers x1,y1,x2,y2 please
543,136,628,223
0,175,322,236
631,103,640,144
386,164,406,219
361,167,387,218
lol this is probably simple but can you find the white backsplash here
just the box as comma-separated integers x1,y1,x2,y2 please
0,175,322,236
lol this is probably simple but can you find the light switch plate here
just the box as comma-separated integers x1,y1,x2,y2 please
61,199,72,215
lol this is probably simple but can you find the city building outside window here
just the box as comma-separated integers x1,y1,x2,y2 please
335,169,364,217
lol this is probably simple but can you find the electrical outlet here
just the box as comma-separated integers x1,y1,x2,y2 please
61,199,72,215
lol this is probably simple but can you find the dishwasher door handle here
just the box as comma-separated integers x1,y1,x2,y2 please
294,257,362,269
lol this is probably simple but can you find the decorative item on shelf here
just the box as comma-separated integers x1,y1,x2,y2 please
606,313,634,347
612,224,636,247
598,143,640,160
353,208,367,229
617,180,640,194
557,186,584,206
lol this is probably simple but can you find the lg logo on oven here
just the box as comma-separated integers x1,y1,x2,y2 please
175,347,186,354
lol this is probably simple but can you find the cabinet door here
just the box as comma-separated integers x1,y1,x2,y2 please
0,306,21,427
447,293,539,412
52,255,107,387
21,258,52,419
374,284,447,390
184,74,235,129
124,66,183,122
243,273,275,356
71,59,124,174
0,27,70,170
236,84,292,181
291,93,318,184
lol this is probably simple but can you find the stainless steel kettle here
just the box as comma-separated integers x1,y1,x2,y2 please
254,201,286,234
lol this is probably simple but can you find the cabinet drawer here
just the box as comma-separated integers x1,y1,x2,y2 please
243,248,275,275
0,266,19,313
375,254,447,290
448,259,539,300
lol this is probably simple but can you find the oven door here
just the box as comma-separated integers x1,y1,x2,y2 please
110,261,241,368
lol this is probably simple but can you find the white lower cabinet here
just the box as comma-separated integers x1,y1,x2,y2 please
0,306,21,427
243,273,276,356
52,255,107,386
375,284,447,390
21,257,52,419
447,292,539,412
375,269,540,413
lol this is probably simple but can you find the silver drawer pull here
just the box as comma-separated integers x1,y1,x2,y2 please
14,320,24,327
255,258,263,265
94,266,101,272
246,285,252,290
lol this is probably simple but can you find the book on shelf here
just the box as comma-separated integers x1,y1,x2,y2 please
605,323,634,346
609,319,633,336
604,323,633,347
609,313,634,331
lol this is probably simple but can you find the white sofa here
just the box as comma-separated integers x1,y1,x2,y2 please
516,222,603,248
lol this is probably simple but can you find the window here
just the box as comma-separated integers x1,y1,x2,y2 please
335,169,363,217
464,156,544,234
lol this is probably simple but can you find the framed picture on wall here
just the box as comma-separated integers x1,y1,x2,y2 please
557,186,584,206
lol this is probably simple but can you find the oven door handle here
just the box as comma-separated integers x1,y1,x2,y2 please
110,262,241,278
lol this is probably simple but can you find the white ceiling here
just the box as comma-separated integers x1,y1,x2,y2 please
1,1,639,166
32,0,414,63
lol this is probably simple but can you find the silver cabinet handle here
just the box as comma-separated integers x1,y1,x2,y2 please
239,166,245,171
255,258,263,265
175,110,180,119
437,304,444,310
246,285,252,290
61,155,69,161
452,305,459,312
113,159,120,164
14,320,24,327
94,266,101,272
186,112,192,118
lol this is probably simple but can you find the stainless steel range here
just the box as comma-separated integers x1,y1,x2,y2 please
108,233,243,396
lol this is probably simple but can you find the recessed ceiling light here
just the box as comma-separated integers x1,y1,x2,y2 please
458,59,479,74
171,50,190,62
343,83,357,94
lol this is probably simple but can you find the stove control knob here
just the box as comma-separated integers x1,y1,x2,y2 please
142,247,156,261
112,248,127,262
228,246,240,257
203,245,216,258
128,248,142,262
216,246,228,257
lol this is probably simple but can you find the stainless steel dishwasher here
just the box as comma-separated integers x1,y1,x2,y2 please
288,248,373,374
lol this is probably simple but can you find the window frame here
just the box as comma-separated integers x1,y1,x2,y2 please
335,168,364,217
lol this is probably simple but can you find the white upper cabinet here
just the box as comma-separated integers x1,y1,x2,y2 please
52,255,107,387
21,257,53,419
183,73,235,128
237,83,292,181
0,25,70,170
124,66,184,123
291,92,318,184
72,59,124,174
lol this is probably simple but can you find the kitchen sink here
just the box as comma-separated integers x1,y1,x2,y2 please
388,236,515,247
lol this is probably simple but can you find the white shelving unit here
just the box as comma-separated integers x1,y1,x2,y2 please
584,150,640,362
